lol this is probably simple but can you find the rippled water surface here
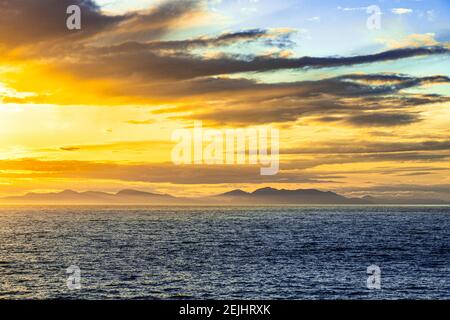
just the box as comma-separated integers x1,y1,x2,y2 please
0,206,448,299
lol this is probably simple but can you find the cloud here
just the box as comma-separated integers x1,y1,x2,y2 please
337,6,369,12
307,16,320,22
0,0,205,48
58,140,173,152
0,159,335,184
278,153,450,176
62,45,450,82
178,74,450,125
378,33,439,49
391,8,413,15
398,172,433,176
345,112,421,127
1,0,448,113
336,183,450,201
0,0,125,46
4,153,449,188
98,28,295,54
284,140,450,155
60,147,81,152
91,0,205,44
126,119,155,125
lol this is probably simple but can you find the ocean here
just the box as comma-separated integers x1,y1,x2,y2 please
0,206,448,299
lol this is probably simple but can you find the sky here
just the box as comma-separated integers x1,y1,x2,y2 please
0,0,449,200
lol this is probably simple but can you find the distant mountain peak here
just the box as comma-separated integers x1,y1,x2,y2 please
116,189,172,198
59,189,79,195
215,187,370,205
117,189,155,196
252,187,279,195
219,189,250,196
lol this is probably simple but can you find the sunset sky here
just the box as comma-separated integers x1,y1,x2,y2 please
0,0,449,200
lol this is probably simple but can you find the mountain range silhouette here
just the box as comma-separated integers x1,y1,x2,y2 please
0,187,447,205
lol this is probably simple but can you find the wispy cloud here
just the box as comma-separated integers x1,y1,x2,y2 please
391,8,413,15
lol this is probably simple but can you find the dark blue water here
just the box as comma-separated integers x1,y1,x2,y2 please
0,206,448,299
